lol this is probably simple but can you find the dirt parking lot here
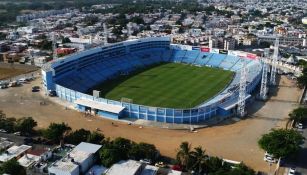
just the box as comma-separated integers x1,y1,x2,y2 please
0,75,302,172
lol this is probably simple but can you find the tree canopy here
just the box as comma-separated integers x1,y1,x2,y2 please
15,117,37,135
99,137,159,167
297,67,307,88
0,158,26,175
289,107,307,124
43,122,71,143
258,129,304,158
175,142,255,174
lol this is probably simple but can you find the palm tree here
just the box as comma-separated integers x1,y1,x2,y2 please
176,142,192,171
190,146,208,174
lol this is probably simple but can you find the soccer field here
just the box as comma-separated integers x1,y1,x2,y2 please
94,63,234,108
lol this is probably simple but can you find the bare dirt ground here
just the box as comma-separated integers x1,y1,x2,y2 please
0,63,38,80
0,75,302,172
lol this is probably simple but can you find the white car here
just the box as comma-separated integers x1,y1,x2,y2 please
140,159,151,164
264,152,277,163
288,167,296,175
0,129,7,133
296,123,303,129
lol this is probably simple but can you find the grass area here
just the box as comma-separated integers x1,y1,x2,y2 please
0,67,37,80
93,63,234,108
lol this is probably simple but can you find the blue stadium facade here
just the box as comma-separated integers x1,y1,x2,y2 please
42,37,262,124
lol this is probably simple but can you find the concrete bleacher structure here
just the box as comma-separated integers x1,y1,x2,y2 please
42,37,262,124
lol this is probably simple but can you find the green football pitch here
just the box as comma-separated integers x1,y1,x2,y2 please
93,63,234,108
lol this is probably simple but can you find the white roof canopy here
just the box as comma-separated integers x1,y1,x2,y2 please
75,99,125,114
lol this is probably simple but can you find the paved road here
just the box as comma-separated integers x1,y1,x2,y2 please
280,125,307,175
295,125,307,175
0,132,26,145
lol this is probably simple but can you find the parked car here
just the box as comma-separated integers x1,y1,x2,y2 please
155,161,166,168
140,159,152,164
288,167,296,175
264,152,278,163
48,90,56,97
14,132,21,136
296,123,303,129
32,86,40,92
0,129,7,133
8,81,19,87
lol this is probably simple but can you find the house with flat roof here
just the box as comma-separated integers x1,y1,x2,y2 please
105,160,143,175
48,142,102,175
0,145,32,163
105,160,159,175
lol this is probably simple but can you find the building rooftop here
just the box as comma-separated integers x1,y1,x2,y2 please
74,142,102,154
0,145,32,162
18,154,40,168
48,142,102,173
105,160,142,175
0,137,14,150
167,170,182,175
75,99,125,114
86,165,107,175
140,165,158,175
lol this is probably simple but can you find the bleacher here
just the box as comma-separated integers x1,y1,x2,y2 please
181,50,199,64
194,52,213,65
219,55,240,70
55,46,262,96
171,50,186,62
206,54,227,67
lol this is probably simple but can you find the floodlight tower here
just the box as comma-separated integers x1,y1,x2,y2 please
127,23,132,38
52,32,57,60
270,37,279,85
103,23,108,46
237,61,248,117
259,62,268,100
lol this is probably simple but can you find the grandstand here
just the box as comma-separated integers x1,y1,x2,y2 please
42,37,262,124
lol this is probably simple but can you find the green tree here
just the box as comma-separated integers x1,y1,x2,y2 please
288,107,307,127
297,67,307,88
190,146,208,174
65,128,91,145
258,129,304,158
99,137,134,167
15,117,37,135
62,37,71,43
176,141,192,171
129,142,159,161
0,113,16,133
206,157,227,173
87,131,105,144
0,158,26,175
100,146,123,167
43,122,71,143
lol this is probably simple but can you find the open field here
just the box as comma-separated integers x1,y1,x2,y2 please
92,63,234,108
0,63,38,80
0,75,302,173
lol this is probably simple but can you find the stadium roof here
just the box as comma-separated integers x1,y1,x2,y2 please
75,99,125,114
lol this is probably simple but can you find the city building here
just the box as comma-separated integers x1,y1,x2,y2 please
0,145,32,163
48,142,102,175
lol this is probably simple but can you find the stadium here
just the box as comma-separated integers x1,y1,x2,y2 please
42,37,262,124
